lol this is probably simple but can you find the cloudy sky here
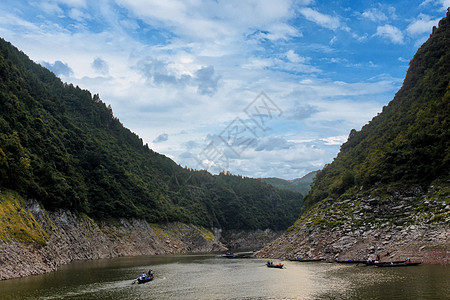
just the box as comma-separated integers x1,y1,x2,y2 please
1,0,448,179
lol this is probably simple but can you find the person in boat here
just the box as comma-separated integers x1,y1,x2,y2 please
335,253,339,262
407,258,411,263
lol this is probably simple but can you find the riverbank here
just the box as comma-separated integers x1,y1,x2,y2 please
256,188,449,264
0,191,226,280
0,191,287,280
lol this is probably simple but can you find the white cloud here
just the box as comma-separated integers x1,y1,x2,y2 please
0,13,40,31
68,8,90,21
329,36,337,45
285,50,307,63
37,0,87,16
115,0,297,42
360,4,397,22
242,57,274,70
442,0,450,9
406,14,439,36
320,135,348,145
421,0,450,10
242,55,319,74
375,24,404,44
39,2,64,15
362,8,388,22
299,7,348,31
256,23,302,41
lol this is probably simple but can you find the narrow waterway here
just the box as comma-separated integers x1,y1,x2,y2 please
0,254,448,299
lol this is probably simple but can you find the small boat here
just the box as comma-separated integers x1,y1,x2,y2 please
289,258,324,262
137,274,154,284
364,260,406,266
375,262,421,267
335,259,366,264
266,262,284,269
222,253,237,258
222,252,253,259
136,270,154,284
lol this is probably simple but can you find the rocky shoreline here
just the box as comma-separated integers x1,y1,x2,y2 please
256,222,448,264
256,189,449,264
0,198,225,280
0,195,286,281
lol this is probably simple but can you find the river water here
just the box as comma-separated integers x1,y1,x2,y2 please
0,254,448,299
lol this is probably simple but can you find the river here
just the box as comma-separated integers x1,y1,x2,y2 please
0,254,448,299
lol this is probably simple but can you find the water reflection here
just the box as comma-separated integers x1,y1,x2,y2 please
0,254,448,299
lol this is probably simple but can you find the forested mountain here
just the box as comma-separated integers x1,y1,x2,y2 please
260,171,318,195
0,38,302,231
257,12,449,263
304,14,450,209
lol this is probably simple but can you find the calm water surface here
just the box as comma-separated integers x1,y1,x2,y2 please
0,254,448,299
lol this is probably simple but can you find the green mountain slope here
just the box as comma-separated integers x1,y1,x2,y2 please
305,14,450,208
260,171,318,195
257,12,449,263
0,38,302,231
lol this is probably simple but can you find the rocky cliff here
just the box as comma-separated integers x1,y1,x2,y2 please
0,191,225,280
256,185,449,264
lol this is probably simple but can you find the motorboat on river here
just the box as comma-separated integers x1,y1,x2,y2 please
136,270,154,284
266,261,284,269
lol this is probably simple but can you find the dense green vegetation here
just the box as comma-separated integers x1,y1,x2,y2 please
0,38,302,231
304,15,450,209
260,171,318,195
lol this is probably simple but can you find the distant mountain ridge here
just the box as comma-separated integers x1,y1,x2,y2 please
260,171,318,195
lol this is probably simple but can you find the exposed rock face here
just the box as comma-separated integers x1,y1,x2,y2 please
257,223,448,264
256,189,449,264
220,229,282,250
0,199,225,280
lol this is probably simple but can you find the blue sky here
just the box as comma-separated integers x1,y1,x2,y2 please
0,0,448,179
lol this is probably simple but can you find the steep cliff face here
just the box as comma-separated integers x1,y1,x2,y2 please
256,187,449,264
0,191,225,280
257,11,450,263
